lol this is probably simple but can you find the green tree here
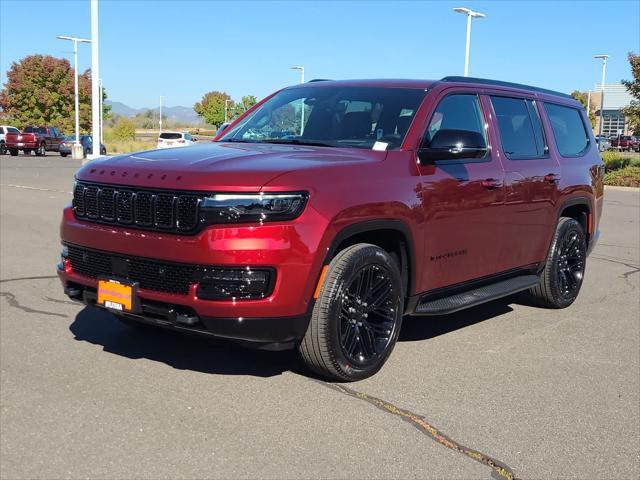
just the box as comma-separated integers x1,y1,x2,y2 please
112,117,135,140
233,95,258,117
571,90,596,128
621,52,640,134
194,91,231,126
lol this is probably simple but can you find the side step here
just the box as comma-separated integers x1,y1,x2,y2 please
414,274,539,315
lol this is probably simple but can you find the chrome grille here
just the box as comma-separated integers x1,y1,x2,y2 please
73,182,202,234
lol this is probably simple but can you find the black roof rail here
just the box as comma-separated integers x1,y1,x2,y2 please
440,76,573,99
307,78,331,83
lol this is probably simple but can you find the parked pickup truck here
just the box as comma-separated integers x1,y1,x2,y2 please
609,135,639,152
5,126,64,156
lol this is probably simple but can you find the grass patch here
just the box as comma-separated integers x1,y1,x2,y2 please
604,166,640,187
105,139,155,154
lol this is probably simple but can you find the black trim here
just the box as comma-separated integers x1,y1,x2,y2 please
322,219,416,297
66,283,308,350
440,76,573,100
405,265,539,315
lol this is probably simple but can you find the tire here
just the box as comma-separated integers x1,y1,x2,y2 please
60,153,68,157
527,217,587,309
35,143,46,156
9,148,18,156
298,244,404,381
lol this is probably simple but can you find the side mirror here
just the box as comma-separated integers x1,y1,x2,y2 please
418,129,487,163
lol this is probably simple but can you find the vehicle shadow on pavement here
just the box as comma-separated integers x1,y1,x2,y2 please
69,306,297,378
400,297,515,342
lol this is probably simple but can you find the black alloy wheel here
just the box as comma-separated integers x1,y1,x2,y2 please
299,243,404,381
527,217,587,308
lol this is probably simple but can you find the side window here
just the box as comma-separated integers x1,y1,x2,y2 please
544,103,590,157
490,96,546,159
424,94,487,148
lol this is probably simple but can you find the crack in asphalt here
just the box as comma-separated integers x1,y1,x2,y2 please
591,255,640,279
0,291,69,318
43,296,79,306
317,381,518,480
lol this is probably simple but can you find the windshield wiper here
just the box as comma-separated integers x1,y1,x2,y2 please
260,139,335,147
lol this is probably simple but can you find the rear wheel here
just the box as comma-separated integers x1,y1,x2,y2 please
527,217,587,308
298,244,404,381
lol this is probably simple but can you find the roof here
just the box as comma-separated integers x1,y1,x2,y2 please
291,77,576,102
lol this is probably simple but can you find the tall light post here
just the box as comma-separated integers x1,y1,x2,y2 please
56,35,91,146
90,0,101,159
99,78,103,144
159,95,165,134
290,65,305,134
453,7,486,77
594,54,609,138
224,99,233,123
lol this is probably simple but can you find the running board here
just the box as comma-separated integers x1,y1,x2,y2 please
414,274,539,315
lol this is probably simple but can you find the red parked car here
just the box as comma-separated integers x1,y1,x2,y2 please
58,77,604,380
5,125,64,156
609,135,639,152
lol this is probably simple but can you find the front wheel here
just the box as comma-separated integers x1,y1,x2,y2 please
298,244,404,381
527,217,587,308
60,153,68,157
35,143,46,156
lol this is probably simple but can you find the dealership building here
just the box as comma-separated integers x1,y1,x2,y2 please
590,83,635,136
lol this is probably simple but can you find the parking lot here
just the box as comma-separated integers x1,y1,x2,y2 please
1,154,638,479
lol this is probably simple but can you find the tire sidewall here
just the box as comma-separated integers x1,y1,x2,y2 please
547,219,587,307
318,245,404,380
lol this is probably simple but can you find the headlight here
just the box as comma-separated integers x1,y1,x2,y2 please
200,192,308,224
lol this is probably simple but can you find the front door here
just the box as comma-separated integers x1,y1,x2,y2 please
416,91,506,292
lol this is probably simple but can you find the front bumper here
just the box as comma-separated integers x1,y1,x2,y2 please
58,203,330,346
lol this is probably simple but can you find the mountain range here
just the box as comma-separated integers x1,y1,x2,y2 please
106,100,201,124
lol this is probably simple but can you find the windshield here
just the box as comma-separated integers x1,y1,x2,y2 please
219,86,426,150
160,132,182,140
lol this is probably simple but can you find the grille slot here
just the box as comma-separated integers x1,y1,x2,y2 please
73,182,202,234
67,245,198,295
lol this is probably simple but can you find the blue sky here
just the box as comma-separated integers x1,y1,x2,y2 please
1,0,638,109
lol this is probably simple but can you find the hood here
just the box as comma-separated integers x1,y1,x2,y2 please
76,142,383,191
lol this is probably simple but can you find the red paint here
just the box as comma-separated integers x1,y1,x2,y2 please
58,78,604,332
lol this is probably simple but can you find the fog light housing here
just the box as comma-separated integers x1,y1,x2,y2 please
196,267,274,300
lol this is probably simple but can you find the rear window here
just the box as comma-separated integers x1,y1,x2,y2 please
544,103,590,157
7,127,19,134
491,96,547,159
23,127,47,134
159,132,182,140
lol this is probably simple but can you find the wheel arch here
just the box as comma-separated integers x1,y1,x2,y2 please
322,219,416,298
558,196,592,242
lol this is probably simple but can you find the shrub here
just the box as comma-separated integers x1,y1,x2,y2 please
600,151,632,171
604,166,640,187
112,117,136,141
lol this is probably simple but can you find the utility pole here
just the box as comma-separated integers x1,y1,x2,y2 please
594,54,609,138
453,7,486,77
159,95,165,134
56,35,91,150
90,0,101,160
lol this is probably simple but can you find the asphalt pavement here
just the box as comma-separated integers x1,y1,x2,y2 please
1,154,639,479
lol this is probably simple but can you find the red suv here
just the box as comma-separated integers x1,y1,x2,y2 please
58,77,604,380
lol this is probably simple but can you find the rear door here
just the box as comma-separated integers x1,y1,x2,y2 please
487,94,561,268
415,89,507,291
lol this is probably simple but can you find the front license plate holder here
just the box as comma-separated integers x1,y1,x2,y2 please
97,278,140,313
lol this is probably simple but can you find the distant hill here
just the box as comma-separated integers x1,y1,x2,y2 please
106,100,201,124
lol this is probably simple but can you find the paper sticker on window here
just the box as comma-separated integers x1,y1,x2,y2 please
372,141,388,151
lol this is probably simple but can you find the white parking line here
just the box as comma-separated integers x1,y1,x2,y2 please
0,184,72,194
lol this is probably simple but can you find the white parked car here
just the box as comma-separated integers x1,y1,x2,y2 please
0,125,20,155
156,131,196,149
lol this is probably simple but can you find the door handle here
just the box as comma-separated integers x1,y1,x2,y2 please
544,173,561,184
481,178,502,189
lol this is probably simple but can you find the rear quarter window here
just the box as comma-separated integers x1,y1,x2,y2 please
544,103,590,157
160,132,182,140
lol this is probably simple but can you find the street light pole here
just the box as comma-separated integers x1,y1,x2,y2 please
56,35,91,146
99,78,103,144
90,0,101,159
290,65,305,134
594,54,609,138
453,7,486,77
159,95,165,134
